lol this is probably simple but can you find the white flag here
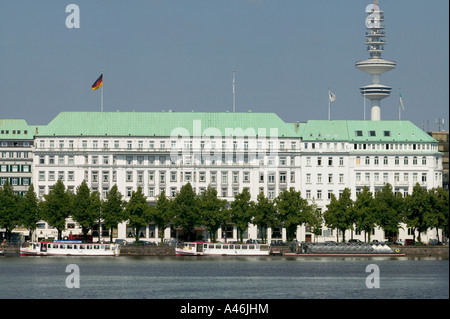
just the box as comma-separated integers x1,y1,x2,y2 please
329,91,336,103
399,92,405,111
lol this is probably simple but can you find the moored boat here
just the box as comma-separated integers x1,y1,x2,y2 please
176,242,270,256
20,241,120,256
284,242,405,257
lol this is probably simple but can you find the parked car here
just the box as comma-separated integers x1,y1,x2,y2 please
114,239,127,246
348,239,362,243
429,239,444,246
394,240,405,246
404,239,415,246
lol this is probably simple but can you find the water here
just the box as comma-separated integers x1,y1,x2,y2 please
0,256,448,299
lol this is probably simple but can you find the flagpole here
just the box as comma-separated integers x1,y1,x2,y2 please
101,70,104,112
363,91,366,121
328,88,330,121
233,70,236,113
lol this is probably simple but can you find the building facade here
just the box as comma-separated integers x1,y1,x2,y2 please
25,111,443,243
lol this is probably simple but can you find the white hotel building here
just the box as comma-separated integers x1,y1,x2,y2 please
26,111,443,243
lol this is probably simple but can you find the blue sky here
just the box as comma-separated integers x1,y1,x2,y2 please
0,0,448,130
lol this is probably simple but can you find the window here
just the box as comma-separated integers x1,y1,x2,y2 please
395,156,399,165
170,171,177,182
280,172,286,184
369,131,376,137
317,190,322,200
306,173,311,183
328,174,333,183
148,171,155,183
317,174,322,183
384,131,391,137
222,171,228,184
328,157,333,166
268,172,275,184
355,130,363,137
317,157,322,166
126,171,133,182
383,156,388,165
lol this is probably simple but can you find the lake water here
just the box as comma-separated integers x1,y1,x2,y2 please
0,256,448,300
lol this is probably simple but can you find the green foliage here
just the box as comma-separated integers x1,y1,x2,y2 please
41,179,72,240
125,186,151,243
230,188,253,242
172,183,200,241
374,183,403,237
0,180,19,240
72,180,101,241
197,186,228,242
252,192,277,243
275,188,311,241
354,186,377,242
150,190,174,243
17,184,41,240
102,184,126,242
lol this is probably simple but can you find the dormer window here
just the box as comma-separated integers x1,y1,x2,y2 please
369,131,376,137
384,131,391,137
356,130,363,137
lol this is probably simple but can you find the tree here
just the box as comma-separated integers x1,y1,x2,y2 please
230,188,253,243
275,188,312,242
308,199,323,242
354,186,377,242
150,190,174,244
252,192,277,243
324,189,354,242
41,180,72,240
374,183,403,241
125,186,151,243
429,187,449,242
197,186,228,242
172,183,200,241
17,184,41,241
0,180,19,241
71,180,100,242
102,184,126,243
323,193,340,241
404,183,431,243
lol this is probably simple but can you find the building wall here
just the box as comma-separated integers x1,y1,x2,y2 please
25,115,444,244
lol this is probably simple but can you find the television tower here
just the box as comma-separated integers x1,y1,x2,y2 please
356,0,396,121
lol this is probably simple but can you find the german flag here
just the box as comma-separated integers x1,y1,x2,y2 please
91,74,103,91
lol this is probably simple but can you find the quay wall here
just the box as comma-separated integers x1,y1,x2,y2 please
119,245,175,256
2,243,447,258
394,246,449,258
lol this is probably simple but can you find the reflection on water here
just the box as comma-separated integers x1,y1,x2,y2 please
0,255,448,299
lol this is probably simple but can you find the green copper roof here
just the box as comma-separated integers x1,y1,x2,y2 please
35,112,302,138
300,120,436,143
23,112,437,144
0,119,34,140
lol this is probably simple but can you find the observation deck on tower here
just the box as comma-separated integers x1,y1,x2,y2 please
355,0,396,121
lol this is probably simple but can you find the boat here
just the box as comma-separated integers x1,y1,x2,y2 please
0,250,4,256
20,241,120,256
284,242,405,257
176,242,270,256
